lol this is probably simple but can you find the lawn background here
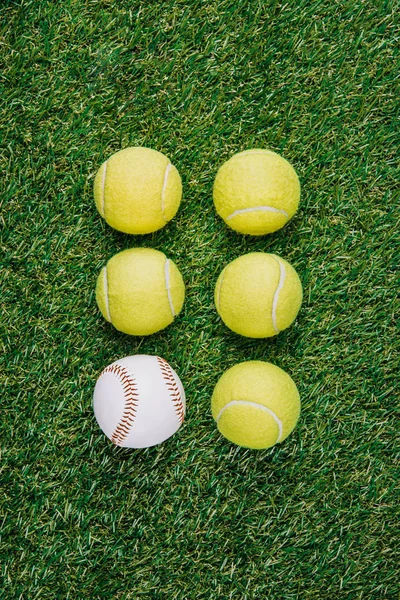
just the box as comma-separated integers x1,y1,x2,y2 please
1,0,398,598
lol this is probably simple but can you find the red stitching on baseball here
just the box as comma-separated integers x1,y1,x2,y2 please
99,363,139,446
156,357,185,425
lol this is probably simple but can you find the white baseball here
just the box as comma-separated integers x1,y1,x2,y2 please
93,355,186,448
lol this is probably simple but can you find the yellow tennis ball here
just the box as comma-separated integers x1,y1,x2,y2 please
213,149,300,235
96,248,185,336
94,147,182,234
215,252,302,338
211,361,300,449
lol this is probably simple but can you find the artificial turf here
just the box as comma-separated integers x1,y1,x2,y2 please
1,0,398,598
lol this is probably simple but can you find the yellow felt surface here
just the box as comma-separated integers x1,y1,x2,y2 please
211,361,301,449
215,252,302,338
93,147,182,234
213,149,300,235
217,404,280,449
96,248,185,336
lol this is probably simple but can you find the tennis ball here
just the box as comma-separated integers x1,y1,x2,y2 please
94,147,182,234
211,361,300,449
213,149,300,235
215,252,302,338
96,248,185,336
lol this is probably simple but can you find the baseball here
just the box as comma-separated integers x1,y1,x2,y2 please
93,355,186,448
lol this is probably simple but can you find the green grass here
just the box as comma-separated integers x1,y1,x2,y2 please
1,0,398,598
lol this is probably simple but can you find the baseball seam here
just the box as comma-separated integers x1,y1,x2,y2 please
101,161,108,217
161,162,172,222
99,363,139,446
226,206,289,221
164,259,176,317
157,356,185,425
216,399,283,443
103,266,112,322
271,256,286,334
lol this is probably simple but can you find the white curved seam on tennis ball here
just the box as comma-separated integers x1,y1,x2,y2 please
161,162,172,222
103,266,112,322
164,259,175,317
216,267,227,313
226,206,289,221
216,400,283,443
272,257,286,334
231,149,276,159
101,161,108,217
